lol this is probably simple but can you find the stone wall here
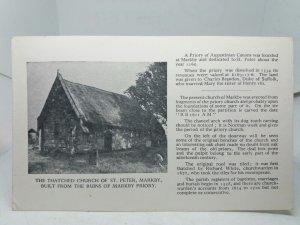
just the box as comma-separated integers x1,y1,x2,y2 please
75,128,150,152
112,128,150,150
40,80,78,153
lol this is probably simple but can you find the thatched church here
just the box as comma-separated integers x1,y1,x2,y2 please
37,72,166,154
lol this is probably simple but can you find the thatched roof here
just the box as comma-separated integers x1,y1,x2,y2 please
39,73,157,131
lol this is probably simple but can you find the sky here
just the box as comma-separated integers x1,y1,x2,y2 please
27,61,152,130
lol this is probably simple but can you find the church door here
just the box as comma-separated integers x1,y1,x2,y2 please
104,132,112,151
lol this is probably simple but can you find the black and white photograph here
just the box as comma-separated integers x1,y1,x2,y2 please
27,62,167,174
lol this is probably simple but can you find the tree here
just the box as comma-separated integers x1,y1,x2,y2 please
125,62,167,126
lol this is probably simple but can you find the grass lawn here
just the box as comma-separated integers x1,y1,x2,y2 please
28,147,167,174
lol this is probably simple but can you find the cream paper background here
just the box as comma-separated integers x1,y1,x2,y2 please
12,36,293,211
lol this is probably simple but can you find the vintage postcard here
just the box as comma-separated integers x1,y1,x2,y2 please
12,36,293,211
